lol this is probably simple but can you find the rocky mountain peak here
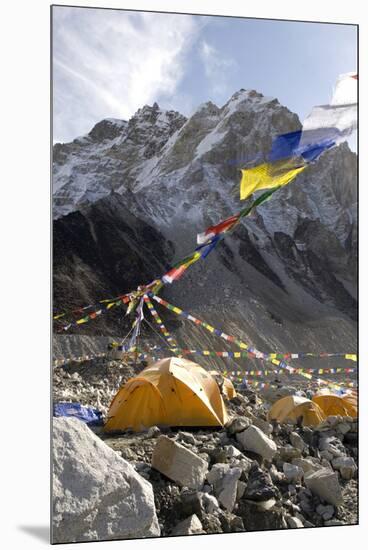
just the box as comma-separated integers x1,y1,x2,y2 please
88,118,128,142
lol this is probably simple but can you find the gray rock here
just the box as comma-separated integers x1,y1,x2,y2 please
244,464,277,501
278,445,303,460
292,457,321,474
236,456,254,474
52,417,160,543
201,493,219,514
283,463,304,483
177,431,197,445
331,456,357,480
207,463,230,492
319,436,346,458
320,450,334,461
152,435,208,489
200,513,223,534
252,417,273,435
179,489,204,517
218,467,242,512
304,468,343,506
237,480,247,500
336,422,351,435
290,432,306,451
226,416,252,434
236,425,277,460
269,464,285,483
224,445,244,459
171,514,204,536
120,447,137,461
218,432,232,445
316,504,334,520
146,425,161,438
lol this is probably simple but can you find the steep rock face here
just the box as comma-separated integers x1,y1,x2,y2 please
52,89,357,356
53,192,175,334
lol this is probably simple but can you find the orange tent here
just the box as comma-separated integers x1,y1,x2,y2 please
104,357,229,432
267,395,326,427
312,394,357,418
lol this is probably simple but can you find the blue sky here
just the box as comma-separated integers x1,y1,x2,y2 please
53,6,357,144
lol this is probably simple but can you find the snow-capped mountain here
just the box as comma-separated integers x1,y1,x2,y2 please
53,89,357,361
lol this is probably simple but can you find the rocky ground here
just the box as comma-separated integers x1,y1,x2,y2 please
52,352,358,539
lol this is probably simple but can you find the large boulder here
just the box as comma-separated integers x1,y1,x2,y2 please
207,463,242,512
236,425,277,460
304,468,343,506
152,435,208,489
52,417,160,544
217,467,242,512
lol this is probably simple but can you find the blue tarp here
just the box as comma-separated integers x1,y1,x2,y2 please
53,402,103,426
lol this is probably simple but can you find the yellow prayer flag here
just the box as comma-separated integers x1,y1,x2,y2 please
240,159,306,201
345,354,357,362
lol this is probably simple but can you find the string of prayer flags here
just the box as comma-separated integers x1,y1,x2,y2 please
150,293,293,370
143,295,179,352
135,344,357,366
149,294,357,389
53,294,131,322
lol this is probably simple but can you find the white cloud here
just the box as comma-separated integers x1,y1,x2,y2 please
199,39,237,97
53,7,200,142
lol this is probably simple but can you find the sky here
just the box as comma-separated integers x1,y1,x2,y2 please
52,6,357,145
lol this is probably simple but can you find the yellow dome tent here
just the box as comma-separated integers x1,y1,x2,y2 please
267,395,326,427
342,391,358,415
104,357,229,432
312,394,357,418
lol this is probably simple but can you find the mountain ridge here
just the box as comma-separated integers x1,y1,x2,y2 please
53,88,357,363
